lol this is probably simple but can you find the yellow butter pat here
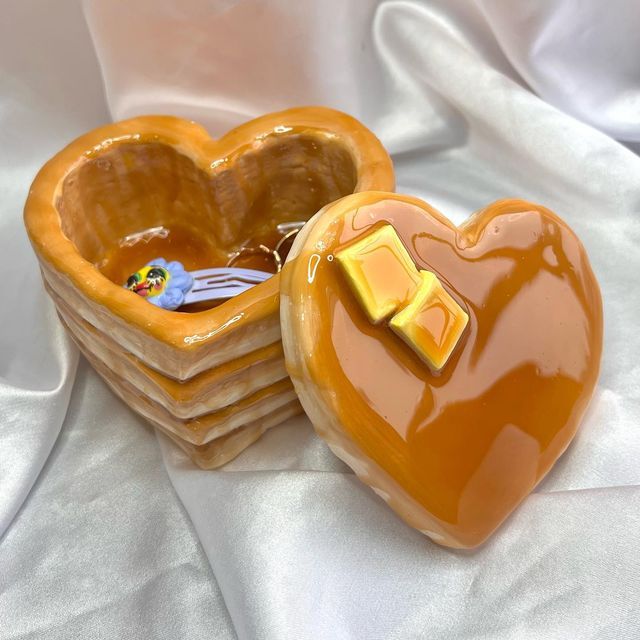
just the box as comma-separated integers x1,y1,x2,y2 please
389,271,469,371
335,224,421,324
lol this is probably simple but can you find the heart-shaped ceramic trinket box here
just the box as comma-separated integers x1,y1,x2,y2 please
24,108,394,465
281,192,602,548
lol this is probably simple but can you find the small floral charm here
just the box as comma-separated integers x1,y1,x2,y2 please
124,258,193,310
124,257,273,310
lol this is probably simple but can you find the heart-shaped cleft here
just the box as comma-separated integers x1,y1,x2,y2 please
281,192,603,548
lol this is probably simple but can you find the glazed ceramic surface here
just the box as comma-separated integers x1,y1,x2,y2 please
281,192,603,548
24,108,394,467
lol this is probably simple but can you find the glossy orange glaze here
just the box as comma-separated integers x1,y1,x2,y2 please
98,223,294,312
24,109,394,467
62,127,360,311
26,109,394,358
99,224,221,284
100,225,297,282
281,193,603,548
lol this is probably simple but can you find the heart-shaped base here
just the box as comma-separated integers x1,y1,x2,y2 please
24,109,394,466
281,193,603,548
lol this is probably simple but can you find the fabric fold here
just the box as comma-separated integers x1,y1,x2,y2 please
2,0,639,637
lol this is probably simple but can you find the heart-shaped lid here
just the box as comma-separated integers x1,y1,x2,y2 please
280,192,603,548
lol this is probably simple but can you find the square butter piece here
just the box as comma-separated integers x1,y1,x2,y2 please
389,271,469,371
335,225,421,324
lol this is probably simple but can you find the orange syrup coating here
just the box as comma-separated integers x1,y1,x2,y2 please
281,192,603,548
25,110,394,381
23,109,395,469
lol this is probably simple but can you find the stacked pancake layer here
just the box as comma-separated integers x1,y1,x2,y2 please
24,110,394,467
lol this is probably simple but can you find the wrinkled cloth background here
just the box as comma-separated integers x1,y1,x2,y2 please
1,1,639,638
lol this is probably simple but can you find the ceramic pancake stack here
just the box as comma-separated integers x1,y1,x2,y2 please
24,108,394,468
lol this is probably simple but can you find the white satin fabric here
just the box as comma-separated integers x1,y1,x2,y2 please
1,1,639,638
